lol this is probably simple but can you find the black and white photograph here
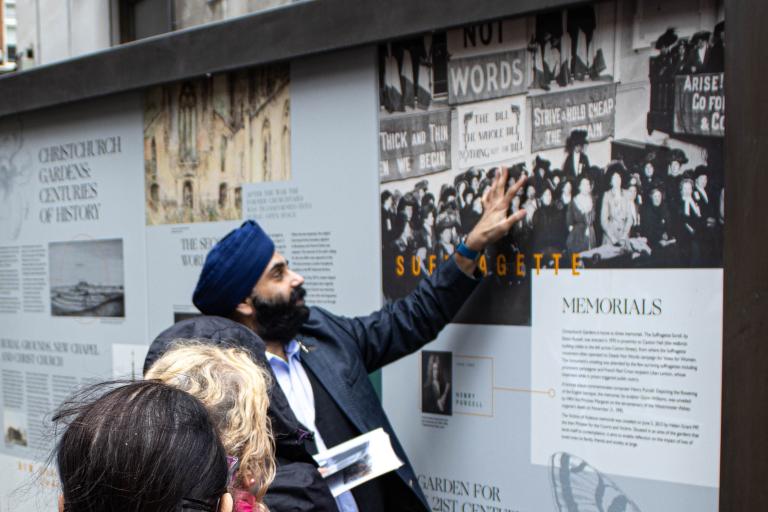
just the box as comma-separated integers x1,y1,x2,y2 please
3,409,28,448
173,311,202,323
421,350,453,416
49,239,125,317
341,454,373,486
316,441,371,479
313,428,403,496
378,34,454,184
379,7,725,327
379,33,448,115
527,4,616,92
381,169,532,325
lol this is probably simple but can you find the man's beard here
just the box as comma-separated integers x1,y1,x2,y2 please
251,286,309,343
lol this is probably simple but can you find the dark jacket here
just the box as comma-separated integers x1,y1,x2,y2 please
144,257,479,512
563,152,590,178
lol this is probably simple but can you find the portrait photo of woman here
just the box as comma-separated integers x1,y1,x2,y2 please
421,351,453,416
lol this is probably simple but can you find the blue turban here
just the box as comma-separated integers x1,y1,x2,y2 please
192,220,275,316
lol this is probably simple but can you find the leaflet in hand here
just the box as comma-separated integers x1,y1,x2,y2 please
313,428,403,497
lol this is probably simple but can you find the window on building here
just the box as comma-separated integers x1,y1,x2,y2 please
261,118,271,181
119,0,174,43
281,100,290,180
182,180,193,209
220,136,227,173
218,183,228,209
150,137,158,177
150,183,160,209
178,83,197,164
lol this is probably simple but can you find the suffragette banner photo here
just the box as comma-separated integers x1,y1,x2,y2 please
456,96,526,169
674,73,725,137
530,83,617,151
379,110,451,183
447,49,528,105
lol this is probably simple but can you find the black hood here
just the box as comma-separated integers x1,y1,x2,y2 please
143,315,317,464
144,315,266,373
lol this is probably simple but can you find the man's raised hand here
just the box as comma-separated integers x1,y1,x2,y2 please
465,167,527,252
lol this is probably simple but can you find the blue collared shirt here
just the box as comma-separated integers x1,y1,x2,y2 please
266,340,359,512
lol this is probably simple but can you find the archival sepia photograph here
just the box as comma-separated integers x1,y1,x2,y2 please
144,64,291,225
49,239,125,318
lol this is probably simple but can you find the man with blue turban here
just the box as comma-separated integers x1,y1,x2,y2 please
145,169,526,511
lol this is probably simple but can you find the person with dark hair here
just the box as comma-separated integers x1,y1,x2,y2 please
381,190,399,300
563,130,590,178
556,178,573,209
548,169,564,191
437,185,462,236
653,27,677,56
439,184,458,209
693,166,715,220
665,149,688,205
641,187,676,256
655,28,678,53
422,192,435,209
566,175,597,253
555,179,573,242
466,168,481,195
532,155,552,193
640,153,662,196
566,4,606,80
422,353,451,415
626,184,642,238
530,11,566,90
532,187,563,254
460,187,479,232
671,38,690,75
412,180,428,201
675,177,705,265
416,204,437,254
434,211,458,263
394,192,419,254
653,28,679,80
145,169,527,512
684,31,712,74
693,166,718,264
381,191,396,247
708,21,725,73
412,180,429,225
53,380,233,512
600,168,632,247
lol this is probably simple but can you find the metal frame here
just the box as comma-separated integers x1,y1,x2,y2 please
0,0,765,509
720,1,768,510
0,0,579,117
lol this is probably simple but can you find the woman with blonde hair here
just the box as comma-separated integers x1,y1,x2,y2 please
146,342,276,512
